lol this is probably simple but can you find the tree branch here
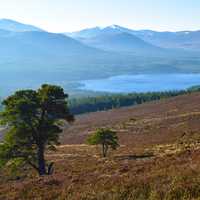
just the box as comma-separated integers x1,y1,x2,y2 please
27,160,39,172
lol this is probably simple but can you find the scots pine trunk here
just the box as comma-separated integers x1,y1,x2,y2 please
102,143,108,157
37,144,46,175
102,143,106,157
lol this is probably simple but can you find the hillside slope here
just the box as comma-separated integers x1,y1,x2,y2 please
1,91,200,200
63,92,200,145
68,25,200,51
78,32,164,55
0,31,105,60
0,19,43,32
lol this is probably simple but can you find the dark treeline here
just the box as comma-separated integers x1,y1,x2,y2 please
69,90,188,115
1,86,200,115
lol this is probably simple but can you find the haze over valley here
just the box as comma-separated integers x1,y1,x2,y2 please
0,19,200,97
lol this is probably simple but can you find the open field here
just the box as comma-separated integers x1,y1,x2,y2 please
1,92,200,199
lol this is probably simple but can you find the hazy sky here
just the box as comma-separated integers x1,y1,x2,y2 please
0,0,199,32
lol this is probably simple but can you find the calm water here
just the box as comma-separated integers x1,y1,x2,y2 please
79,74,200,93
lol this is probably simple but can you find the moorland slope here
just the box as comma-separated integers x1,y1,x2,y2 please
1,92,200,200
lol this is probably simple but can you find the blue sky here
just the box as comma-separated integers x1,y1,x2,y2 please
0,0,199,32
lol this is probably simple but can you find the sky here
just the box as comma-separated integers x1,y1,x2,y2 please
0,0,199,32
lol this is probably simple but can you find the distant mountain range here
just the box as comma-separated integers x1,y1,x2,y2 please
0,19,198,61
72,31,165,55
66,25,165,54
0,30,104,60
0,19,200,97
65,25,200,51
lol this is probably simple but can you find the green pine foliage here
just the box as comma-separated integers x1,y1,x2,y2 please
0,84,74,176
87,128,119,157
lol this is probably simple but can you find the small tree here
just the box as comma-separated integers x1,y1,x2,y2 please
0,84,74,176
87,128,119,157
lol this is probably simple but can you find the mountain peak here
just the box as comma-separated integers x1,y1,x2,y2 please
107,24,121,29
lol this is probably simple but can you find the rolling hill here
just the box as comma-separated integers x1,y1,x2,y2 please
0,30,104,60
65,25,133,38
0,18,44,32
133,30,200,51
2,92,200,199
68,25,200,51
76,32,164,55
63,91,200,145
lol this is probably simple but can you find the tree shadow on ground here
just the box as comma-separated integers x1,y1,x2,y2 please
114,154,154,161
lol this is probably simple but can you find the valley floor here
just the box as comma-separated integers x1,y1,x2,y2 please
1,92,200,200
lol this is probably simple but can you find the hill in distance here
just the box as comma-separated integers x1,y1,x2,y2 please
65,25,133,38
0,19,200,97
67,25,200,51
75,31,165,55
0,18,44,32
0,30,105,60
